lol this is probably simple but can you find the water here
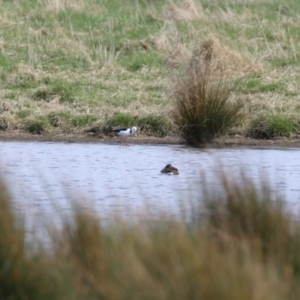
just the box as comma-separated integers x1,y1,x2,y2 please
1,141,300,225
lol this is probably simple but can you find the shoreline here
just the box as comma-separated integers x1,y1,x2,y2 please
0,131,300,148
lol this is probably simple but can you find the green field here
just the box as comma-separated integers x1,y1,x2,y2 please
0,0,299,138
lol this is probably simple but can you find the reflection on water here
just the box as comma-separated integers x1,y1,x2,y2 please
0,141,300,224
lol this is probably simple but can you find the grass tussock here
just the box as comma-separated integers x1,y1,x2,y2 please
172,41,244,146
247,114,295,139
202,175,298,263
2,172,300,298
190,39,261,79
0,117,9,131
138,114,172,137
24,119,46,134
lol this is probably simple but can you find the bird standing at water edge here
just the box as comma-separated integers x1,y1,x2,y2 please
113,126,137,145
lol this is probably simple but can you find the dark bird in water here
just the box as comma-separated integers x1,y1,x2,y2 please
161,164,179,175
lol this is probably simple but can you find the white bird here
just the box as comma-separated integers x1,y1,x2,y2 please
113,126,137,145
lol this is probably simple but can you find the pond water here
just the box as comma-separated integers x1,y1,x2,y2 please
0,141,300,227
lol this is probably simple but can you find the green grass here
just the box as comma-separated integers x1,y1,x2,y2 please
24,118,46,134
71,114,97,128
0,0,300,140
247,114,295,139
32,80,78,103
234,76,285,93
47,112,61,127
0,118,8,131
2,172,300,298
16,109,31,119
100,112,138,134
271,56,300,68
119,50,163,71
82,112,172,137
138,114,172,137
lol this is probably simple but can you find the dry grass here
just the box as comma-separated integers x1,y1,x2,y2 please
0,0,300,137
190,38,262,78
172,42,244,145
0,180,77,299
164,0,201,21
2,171,300,299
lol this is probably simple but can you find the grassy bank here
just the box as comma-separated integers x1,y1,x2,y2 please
0,0,300,139
1,174,300,299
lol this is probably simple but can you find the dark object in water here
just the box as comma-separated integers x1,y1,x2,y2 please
161,164,179,175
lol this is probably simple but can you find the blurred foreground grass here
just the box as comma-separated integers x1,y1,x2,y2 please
1,173,300,299
0,0,300,139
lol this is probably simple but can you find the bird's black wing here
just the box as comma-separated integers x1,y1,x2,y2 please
112,128,127,132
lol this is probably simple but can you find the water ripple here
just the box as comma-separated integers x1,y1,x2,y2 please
0,142,300,223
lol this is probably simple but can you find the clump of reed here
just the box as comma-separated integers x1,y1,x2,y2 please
2,172,300,299
0,180,77,300
200,174,300,276
172,41,244,146
207,175,300,299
